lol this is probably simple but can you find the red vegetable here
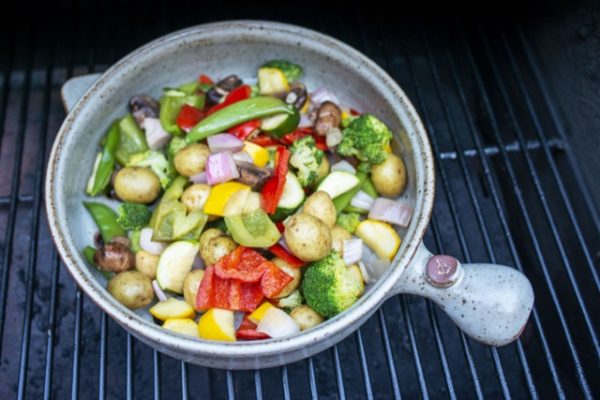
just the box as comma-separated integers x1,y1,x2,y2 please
275,222,285,233
228,119,261,141
236,317,270,340
206,84,252,116
269,244,305,267
176,105,205,133
198,74,213,84
250,135,280,147
282,128,327,150
261,146,290,214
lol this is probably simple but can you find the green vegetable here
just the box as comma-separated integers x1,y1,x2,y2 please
206,218,229,234
130,229,141,253
115,114,148,165
167,137,187,159
289,136,324,187
302,251,362,318
337,114,392,164
332,172,368,214
224,209,281,248
261,60,304,82
84,202,127,243
86,121,119,196
116,202,152,230
260,107,300,138
316,171,360,199
360,176,378,198
277,172,305,210
127,150,176,189
159,90,205,136
156,241,200,293
277,290,304,311
186,97,295,143
336,213,361,233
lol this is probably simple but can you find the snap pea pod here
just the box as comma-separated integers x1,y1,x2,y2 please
84,202,126,243
186,97,294,143
333,172,368,214
115,114,148,165
159,91,205,136
86,121,120,197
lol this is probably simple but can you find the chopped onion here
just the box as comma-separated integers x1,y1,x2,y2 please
142,118,171,150
326,127,343,148
361,244,390,280
205,152,239,185
189,172,207,184
256,307,300,338
369,198,413,227
207,133,244,154
152,280,168,302
234,311,245,331
277,237,291,252
350,190,374,211
232,151,253,164
192,256,205,270
310,87,340,106
357,261,372,283
343,239,363,266
299,113,313,128
140,228,167,255
331,160,356,174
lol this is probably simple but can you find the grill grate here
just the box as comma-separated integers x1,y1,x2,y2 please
0,2,599,399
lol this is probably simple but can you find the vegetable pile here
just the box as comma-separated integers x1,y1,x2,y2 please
82,60,412,341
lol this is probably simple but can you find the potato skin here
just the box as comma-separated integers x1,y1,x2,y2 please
371,153,407,197
107,270,154,309
199,228,224,253
173,144,210,177
201,235,237,265
135,250,159,279
284,214,332,262
181,184,211,212
183,269,205,307
303,191,336,228
291,305,324,330
271,258,301,298
114,167,161,204
330,226,352,256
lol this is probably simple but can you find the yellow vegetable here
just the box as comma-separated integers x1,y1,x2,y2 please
203,182,251,216
243,192,262,214
223,189,251,217
198,308,236,342
150,298,195,320
258,67,290,95
247,302,275,325
300,94,310,114
384,143,392,153
354,219,401,261
243,142,269,167
162,318,199,337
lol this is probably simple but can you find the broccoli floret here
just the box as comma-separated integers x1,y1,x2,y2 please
127,150,176,188
167,137,187,159
289,136,324,187
116,203,152,231
337,114,392,164
277,290,304,311
129,229,141,253
261,60,303,82
336,212,361,234
302,251,362,318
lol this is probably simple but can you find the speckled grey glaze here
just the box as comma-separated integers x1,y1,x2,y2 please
48,21,533,369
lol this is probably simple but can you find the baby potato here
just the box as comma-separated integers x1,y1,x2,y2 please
284,213,332,262
371,153,407,197
201,235,237,265
303,191,336,228
199,228,224,254
291,305,324,331
330,226,352,256
135,250,159,279
314,157,330,184
107,270,154,309
114,167,161,204
182,269,205,307
173,144,210,177
271,258,302,298
181,184,211,212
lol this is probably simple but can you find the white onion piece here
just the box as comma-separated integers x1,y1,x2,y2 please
357,261,372,283
298,113,313,128
343,239,363,266
207,133,244,154
330,160,356,174
232,151,253,164
277,237,291,252
152,280,168,302
369,198,413,227
361,244,390,280
326,127,343,148
205,152,239,185
350,191,374,211
142,118,171,150
189,172,207,184
256,307,300,338
310,87,340,106
140,228,167,255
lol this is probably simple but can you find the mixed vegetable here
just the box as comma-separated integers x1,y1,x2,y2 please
83,60,412,341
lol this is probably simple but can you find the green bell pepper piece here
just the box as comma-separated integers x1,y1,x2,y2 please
186,97,294,143
84,202,127,243
159,90,205,136
115,114,148,165
86,121,120,197
224,210,281,248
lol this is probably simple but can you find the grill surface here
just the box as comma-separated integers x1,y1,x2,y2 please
1,2,599,399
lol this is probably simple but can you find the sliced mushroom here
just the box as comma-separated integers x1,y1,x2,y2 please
235,161,272,191
285,83,308,110
110,236,131,248
206,74,243,106
94,242,135,273
129,95,159,126
314,101,342,136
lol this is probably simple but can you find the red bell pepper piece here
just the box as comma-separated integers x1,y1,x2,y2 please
206,84,252,116
261,146,290,214
176,105,205,133
260,261,294,298
198,74,213,84
227,119,261,141
282,128,328,150
268,244,305,267
236,317,270,340
275,222,285,233
349,108,361,116
250,135,280,147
